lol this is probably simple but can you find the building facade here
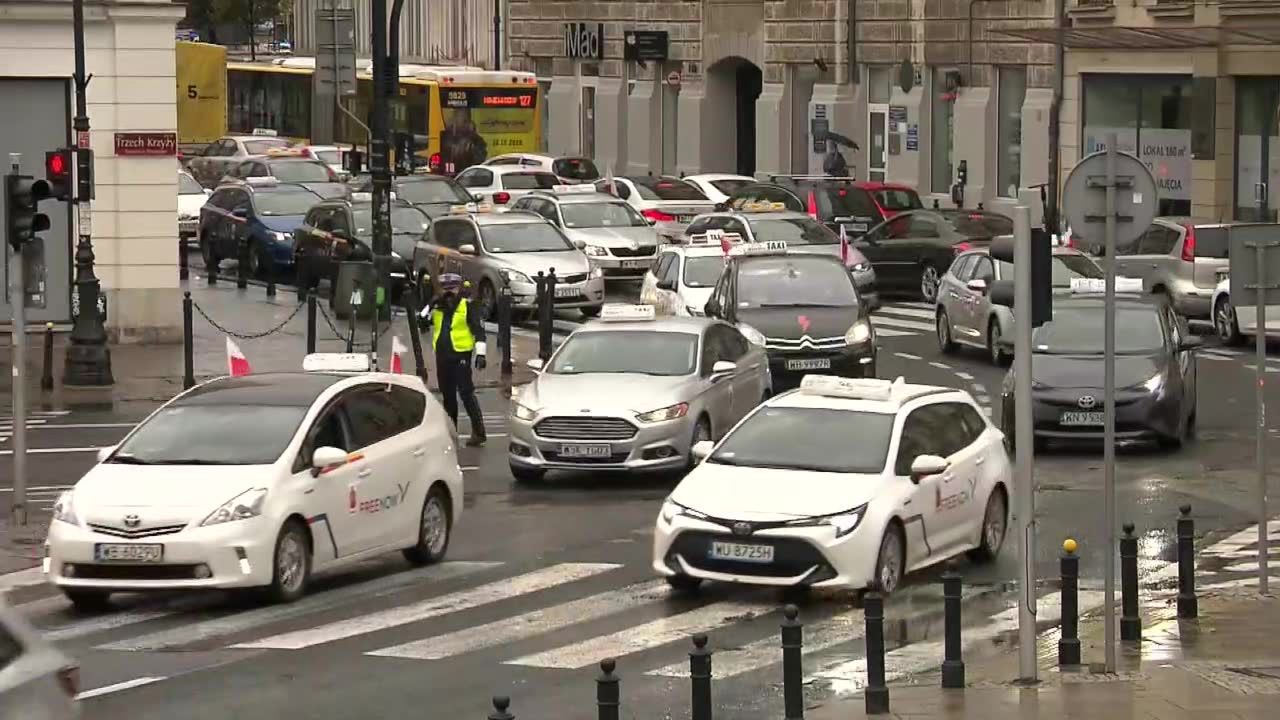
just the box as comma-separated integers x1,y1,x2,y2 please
1,0,184,342
290,0,502,68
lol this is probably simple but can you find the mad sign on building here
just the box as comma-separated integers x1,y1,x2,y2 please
564,22,603,61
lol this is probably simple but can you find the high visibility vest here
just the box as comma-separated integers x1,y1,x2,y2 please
431,299,476,352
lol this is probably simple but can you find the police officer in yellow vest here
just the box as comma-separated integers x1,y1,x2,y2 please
420,273,487,446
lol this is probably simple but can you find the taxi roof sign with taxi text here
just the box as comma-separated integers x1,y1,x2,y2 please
739,201,788,213
551,184,599,194
800,375,907,402
599,304,656,322
1069,277,1143,294
728,240,787,256
303,353,372,373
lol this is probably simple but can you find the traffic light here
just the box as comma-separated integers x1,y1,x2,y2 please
76,148,94,202
4,174,52,252
45,148,73,201
987,229,1054,327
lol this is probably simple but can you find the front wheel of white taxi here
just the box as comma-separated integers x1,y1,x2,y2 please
873,524,905,594
266,519,312,604
967,487,1008,563
404,484,452,566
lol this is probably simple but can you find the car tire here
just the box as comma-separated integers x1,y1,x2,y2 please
581,305,602,319
403,484,451,566
63,589,111,613
937,308,957,354
201,233,219,273
919,264,941,303
510,463,546,484
478,279,497,321
666,575,703,593
687,415,712,472
266,519,311,604
968,487,1008,563
247,240,265,279
1215,295,1243,346
988,321,1012,367
873,523,905,594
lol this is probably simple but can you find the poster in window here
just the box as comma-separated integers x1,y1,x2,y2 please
1083,127,1190,201
440,87,539,173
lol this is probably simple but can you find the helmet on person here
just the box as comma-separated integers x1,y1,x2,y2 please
439,273,463,291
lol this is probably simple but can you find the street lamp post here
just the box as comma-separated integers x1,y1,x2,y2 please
63,0,114,387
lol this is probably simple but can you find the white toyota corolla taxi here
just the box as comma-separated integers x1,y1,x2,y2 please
45,354,463,609
653,375,1012,594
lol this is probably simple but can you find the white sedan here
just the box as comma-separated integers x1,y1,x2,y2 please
45,354,463,608
454,165,560,208
653,375,1012,594
1212,275,1280,345
680,174,756,205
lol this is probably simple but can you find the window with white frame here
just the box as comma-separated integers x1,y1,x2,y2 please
997,67,1027,198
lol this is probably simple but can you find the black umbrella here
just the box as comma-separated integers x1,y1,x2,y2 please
816,129,859,150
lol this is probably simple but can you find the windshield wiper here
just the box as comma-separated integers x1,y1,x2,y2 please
106,454,151,465
146,459,225,465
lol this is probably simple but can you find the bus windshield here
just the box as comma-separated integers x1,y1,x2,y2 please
440,84,540,174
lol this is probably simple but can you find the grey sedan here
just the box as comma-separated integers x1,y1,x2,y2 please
508,310,772,482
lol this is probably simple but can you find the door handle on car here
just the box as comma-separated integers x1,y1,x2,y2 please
975,455,986,465
357,468,372,478
412,447,426,457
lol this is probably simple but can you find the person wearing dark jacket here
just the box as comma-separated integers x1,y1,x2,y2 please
419,273,487,446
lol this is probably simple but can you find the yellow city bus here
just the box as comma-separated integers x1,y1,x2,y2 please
175,41,228,149
221,58,542,174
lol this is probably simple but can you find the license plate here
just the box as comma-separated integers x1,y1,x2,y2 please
786,358,832,371
94,543,163,562
709,541,775,564
1060,411,1104,426
676,215,696,223
554,285,580,298
558,443,611,458
621,259,651,269
844,223,868,232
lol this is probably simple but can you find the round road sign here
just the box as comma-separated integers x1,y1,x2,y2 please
666,71,681,87
1062,146,1158,251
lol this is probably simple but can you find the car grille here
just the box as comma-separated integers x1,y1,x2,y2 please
667,531,835,579
543,451,632,464
71,564,204,581
534,416,638,440
766,336,846,351
609,246,656,258
557,273,588,284
88,523,188,539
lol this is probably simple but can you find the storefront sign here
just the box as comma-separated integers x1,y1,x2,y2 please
624,30,668,62
564,22,603,61
906,125,919,152
114,132,177,156
1084,127,1190,201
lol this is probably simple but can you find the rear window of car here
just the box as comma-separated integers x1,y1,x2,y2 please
710,178,753,196
634,178,709,201
502,172,559,190
552,158,600,181
874,188,923,211
945,213,1014,238
1192,225,1229,259
821,186,880,219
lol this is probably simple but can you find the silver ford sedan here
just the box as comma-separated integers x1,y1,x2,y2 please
508,306,773,482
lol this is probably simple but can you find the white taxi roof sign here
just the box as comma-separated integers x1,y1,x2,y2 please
728,240,787,256
351,191,373,202
1069,277,1144,294
251,127,279,137
303,353,371,373
243,177,278,187
551,184,598,194
599,304,656,322
449,202,491,214
739,201,787,212
799,375,906,402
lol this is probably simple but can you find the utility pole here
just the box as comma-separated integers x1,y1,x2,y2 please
1046,0,1066,233
64,0,113,387
493,0,503,70
369,0,394,363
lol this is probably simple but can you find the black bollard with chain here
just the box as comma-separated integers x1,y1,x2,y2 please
306,294,317,355
941,569,965,688
266,271,276,298
1120,523,1141,642
781,605,803,720
597,658,620,720
208,254,218,285
689,633,712,720
498,283,513,376
182,292,195,390
1059,538,1082,665
178,239,189,281
534,271,550,361
488,696,513,720
864,591,889,714
1177,505,1198,619
236,234,249,290
40,323,54,392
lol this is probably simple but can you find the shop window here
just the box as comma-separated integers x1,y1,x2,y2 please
997,67,1026,198
1082,74,1191,217
1235,78,1280,222
931,67,955,194
868,66,892,104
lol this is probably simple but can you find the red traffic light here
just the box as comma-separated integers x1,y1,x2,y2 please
45,148,73,201
47,152,67,177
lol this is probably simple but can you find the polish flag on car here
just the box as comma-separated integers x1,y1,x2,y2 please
839,223,850,264
226,337,251,376
391,336,408,373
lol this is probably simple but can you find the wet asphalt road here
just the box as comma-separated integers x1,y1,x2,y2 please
3,289,1280,719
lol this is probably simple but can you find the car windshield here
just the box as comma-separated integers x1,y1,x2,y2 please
313,149,341,165
109,405,307,465
749,217,837,246
270,161,334,183
254,191,318,216
683,257,725,288
709,407,894,473
179,173,205,195
995,255,1104,286
561,202,647,228
352,206,430,238
633,178,709,201
548,331,698,376
396,179,472,205
710,179,753,196
737,257,859,307
502,173,559,190
481,222,573,253
946,213,1014,238
244,139,290,155
875,188,923,211
552,157,600,181
1033,305,1165,355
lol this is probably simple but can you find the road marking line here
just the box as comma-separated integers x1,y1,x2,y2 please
99,561,501,651
953,371,973,380
368,579,671,660
929,361,951,370
45,596,219,642
0,484,75,494
0,420,48,428
232,562,620,650
505,600,770,669
3,422,137,430
871,327,913,337
76,676,166,701
0,446,102,456
892,301,935,310
870,316,935,332
461,433,508,439
893,352,923,361
876,306,935,320
0,567,46,594
461,466,478,471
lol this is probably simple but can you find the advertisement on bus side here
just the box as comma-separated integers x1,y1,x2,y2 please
439,87,538,174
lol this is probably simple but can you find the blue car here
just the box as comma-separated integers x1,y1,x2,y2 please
198,180,322,277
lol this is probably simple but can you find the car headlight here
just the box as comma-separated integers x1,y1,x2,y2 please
786,504,867,538
739,323,767,346
501,269,532,285
391,250,403,261
637,402,689,423
844,319,872,345
512,402,538,421
200,488,268,527
53,491,78,526
660,498,708,524
583,244,607,257
589,265,603,279
851,262,870,273
1142,372,1163,393
272,231,290,243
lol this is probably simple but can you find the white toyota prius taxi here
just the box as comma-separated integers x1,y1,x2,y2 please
44,354,464,609
653,375,1012,594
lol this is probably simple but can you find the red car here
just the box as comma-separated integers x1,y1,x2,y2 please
857,181,923,219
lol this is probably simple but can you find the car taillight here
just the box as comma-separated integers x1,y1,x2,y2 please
642,209,675,222
57,665,80,697
953,241,973,255
1181,224,1196,262
806,191,819,218
493,191,511,204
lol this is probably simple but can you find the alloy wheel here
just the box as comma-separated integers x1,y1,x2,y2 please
920,266,940,303
422,494,449,556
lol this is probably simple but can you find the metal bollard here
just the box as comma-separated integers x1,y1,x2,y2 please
498,283,513,376
534,271,551,362
542,268,558,360
178,238,189,281
689,633,713,720
236,236,249,290
208,254,219,285
597,658,620,720
306,294,318,355
863,591,890,714
1120,522,1141,642
781,605,803,720
40,323,54,392
941,569,964,688
182,292,195,390
488,696,513,720
1059,538,1082,665
266,272,276,298
1177,505,1198,619
403,290,428,382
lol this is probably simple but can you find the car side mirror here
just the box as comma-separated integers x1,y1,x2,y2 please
691,440,714,462
710,360,737,380
704,300,718,317
571,238,586,250
966,278,988,293
310,446,348,476
459,243,477,255
96,444,117,463
331,229,351,242
909,454,949,484
1180,337,1202,352
656,278,675,291
526,358,544,372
